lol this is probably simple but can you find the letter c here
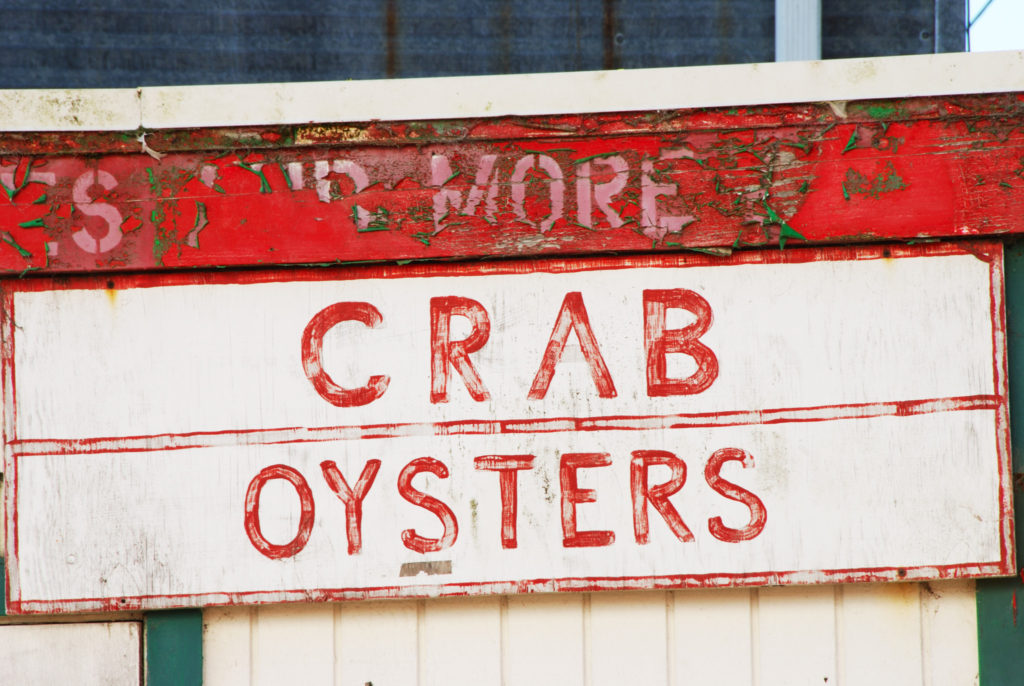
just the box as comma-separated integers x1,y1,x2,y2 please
301,302,390,407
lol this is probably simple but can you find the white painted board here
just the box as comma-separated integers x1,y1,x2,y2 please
0,621,141,684
2,242,1012,612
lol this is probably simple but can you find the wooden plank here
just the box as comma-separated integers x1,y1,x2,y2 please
336,600,418,686
837,584,922,686
203,606,253,686
2,243,1011,613
0,620,141,684
421,597,502,685
921,580,979,686
505,594,585,686
0,94,1021,274
756,586,836,685
251,604,334,685
671,588,753,684
589,591,669,686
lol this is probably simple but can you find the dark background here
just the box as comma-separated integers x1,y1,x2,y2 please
0,0,965,88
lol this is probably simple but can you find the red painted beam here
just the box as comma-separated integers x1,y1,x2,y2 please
0,93,1022,273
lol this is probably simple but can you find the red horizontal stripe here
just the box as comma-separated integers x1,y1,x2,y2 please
10,394,1001,457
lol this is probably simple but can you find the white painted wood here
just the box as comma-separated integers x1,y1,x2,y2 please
13,254,999,440
204,606,253,686
252,604,335,685
0,88,139,132
0,52,1022,132
757,586,837,685
589,592,669,686
136,52,1024,130
199,582,979,686
421,596,502,685
672,588,754,685
921,580,980,686
0,621,141,684
5,247,1009,611
775,0,822,61
839,583,923,686
336,600,418,686
505,594,585,686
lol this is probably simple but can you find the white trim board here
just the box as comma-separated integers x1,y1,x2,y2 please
0,50,1021,133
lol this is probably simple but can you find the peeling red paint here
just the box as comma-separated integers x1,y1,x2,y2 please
0,94,1020,274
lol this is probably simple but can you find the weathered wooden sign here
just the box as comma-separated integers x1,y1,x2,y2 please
2,241,1010,613
0,94,1023,275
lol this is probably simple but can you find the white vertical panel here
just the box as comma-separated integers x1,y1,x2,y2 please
252,604,334,685
757,586,836,685
336,600,418,686
505,594,585,686
839,584,923,686
202,583,982,686
921,580,980,686
421,596,502,686
204,606,253,686
0,621,140,684
590,592,669,686
672,589,753,685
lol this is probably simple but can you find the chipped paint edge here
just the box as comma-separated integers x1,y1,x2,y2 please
0,51,1023,132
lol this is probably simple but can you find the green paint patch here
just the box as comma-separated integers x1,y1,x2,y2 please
360,206,391,232
411,232,432,246
145,167,161,195
573,151,619,165
866,104,898,120
407,203,433,223
31,193,47,204
842,162,907,200
236,158,272,194
17,218,45,228
842,130,858,154
522,148,575,154
0,232,32,259
0,160,35,202
761,196,806,250
278,162,294,190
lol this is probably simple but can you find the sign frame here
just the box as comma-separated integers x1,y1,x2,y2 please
1,240,1013,614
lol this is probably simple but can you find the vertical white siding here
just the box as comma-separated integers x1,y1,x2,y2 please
204,583,979,686
336,600,418,685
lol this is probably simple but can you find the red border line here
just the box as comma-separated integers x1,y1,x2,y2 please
9,394,1002,457
0,240,988,294
7,560,1013,615
987,243,1014,570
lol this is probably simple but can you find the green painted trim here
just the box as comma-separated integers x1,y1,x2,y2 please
145,609,202,686
978,242,1024,685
